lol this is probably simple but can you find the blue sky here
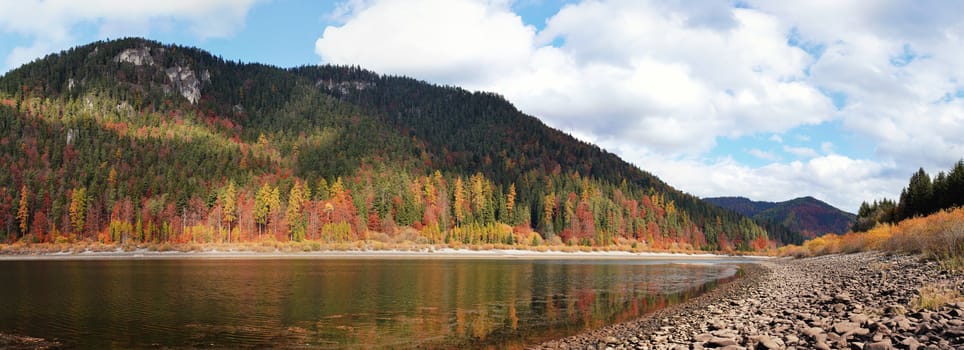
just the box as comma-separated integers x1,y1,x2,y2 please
3,0,964,213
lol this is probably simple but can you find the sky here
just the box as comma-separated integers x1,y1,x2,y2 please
2,0,964,213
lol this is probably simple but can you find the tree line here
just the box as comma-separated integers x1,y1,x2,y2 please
853,160,964,232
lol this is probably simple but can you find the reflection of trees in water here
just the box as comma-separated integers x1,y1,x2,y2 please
442,263,743,349
0,260,742,349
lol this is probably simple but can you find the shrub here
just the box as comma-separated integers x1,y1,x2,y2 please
783,207,964,266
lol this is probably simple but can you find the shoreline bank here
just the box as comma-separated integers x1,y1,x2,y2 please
0,247,768,261
536,252,964,349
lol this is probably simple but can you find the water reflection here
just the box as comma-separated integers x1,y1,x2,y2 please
0,259,741,349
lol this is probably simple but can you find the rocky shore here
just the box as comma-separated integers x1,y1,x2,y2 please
535,252,964,350
0,333,61,349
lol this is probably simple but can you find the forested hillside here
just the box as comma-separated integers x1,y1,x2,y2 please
705,196,855,241
702,197,776,218
0,38,771,251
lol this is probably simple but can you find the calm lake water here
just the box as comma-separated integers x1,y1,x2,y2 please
0,258,745,349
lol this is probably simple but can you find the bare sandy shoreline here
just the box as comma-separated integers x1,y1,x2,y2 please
0,248,770,262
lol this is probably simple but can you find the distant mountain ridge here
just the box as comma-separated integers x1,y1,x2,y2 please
704,196,856,238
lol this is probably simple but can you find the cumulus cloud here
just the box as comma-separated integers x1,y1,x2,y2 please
312,0,964,211
596,134,906,212
753,1,964,171
316,0,534,87
0,0,260,69
316,0,835,156
7,0,953,212
748,149,780,162
783,145,820,159
621,148,903,213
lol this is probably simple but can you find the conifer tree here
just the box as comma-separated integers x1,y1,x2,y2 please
453,177,466,225
69,187,87,234
254,183,272,237
286,181,306,241
222,181,237,240
17,184,28,237
506,183,516,225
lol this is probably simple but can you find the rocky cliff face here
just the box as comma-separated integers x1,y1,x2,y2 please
113,46,205,104
114,47,154,66
164,66,201,104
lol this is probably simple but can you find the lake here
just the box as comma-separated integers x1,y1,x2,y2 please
0,257,747,348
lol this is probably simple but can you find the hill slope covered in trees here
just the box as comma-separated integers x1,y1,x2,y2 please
0,38,772,251
705,196,855,239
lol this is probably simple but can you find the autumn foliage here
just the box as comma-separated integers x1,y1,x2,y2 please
780,206,964,268
0,38,774,253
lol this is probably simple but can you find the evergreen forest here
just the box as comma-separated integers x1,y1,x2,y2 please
0,38,776,252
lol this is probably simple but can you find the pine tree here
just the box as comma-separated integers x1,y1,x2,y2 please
221,181,237,241
69,187,87,234
17,184,28,237
470,173,485,215
506,183,516,225
453,177,466,225
901,168,933,219
949,160,964,208
254,183,272,237
268,185,282,235
543,192,555,237
329,177,344,198
286,181,305,241
316,178,330,200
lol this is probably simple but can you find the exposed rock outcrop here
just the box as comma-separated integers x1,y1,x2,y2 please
164,66,201,104
113,47,154,66
317,79,374,95
113,46,203,104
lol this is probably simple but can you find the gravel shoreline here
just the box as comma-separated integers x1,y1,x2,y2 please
0,333,61,349
534,252,964,350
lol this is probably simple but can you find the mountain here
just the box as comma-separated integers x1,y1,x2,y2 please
700,197,777,218
0,38,771,251
704,196,857,238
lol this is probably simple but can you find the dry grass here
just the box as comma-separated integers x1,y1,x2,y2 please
913,282,963,311
779,206,964,268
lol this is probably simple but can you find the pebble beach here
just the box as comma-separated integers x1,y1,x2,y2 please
537,252,964,350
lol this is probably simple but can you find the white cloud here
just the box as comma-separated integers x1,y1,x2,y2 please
316,0,835,156
314,0,964,211
316,0,534,87
748,148,780,162
634,151,901,213
0,0,260,69
7,0,960,213
820,142,834,154
783,145,819,159
753,1,964,171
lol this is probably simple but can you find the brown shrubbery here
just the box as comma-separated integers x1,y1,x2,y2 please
779,206,964,268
